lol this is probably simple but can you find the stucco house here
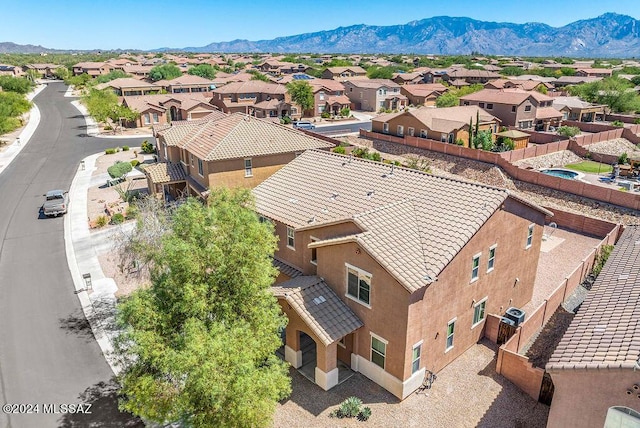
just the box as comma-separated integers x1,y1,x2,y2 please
122,93,219,128
321,66,368,81
400,83,449,106
343,79,407,112
546,225,640,428
253,149,550,399
307,79,350,117
147,113,334,198
210,80,300,120
460,89,562,131
371,105,500,147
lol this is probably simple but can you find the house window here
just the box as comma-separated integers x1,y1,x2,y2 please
286,227,295,249
463,101,469,106
511,106,516,113
346,264,371,306
244,158,253,177
479,102,485,108
441,133,447,142
411,343,422,374
143,113,150,125
473,298,487,327
524,105,532,112
383,123,389,133
526,224,534,249
420,129,427,138
446,319,456,351
371,334,387,369
471,254,481,282
486,103,493,110
310,237,318,265
190,154,194,167
318,105,325,113
397,125,404,136
319,91,325,101
487,245,497,272
152,112,159,123
408,127,415,137
197,158,203,176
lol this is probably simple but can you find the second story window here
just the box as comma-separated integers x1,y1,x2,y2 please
471,253,480,282
197,158,203,176
526,224,534,249
346,264,371,306
446,319,456,351
524,105,532,112
487,245,497,272
486,103,493,110
411,343,422,374
244,158,253,177
511,105,516,113
286,227,295,249
310,237,318,265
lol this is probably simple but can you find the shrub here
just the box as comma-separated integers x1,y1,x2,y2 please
612,120,624,127
556,126,581,138
456,139,465,146
104,125,113,131
140,140,155,154
339,107,351,117
339,397,362,418
321,111,331,119
111,213,125,224
618,152,629,164
122,145,130,151
280,116,292,124
107,161,133,179
634,118,640,125
332,146,346,154
95,215,109,228
105,148,116,155
592,245,614,277
131,159,140,167
125,204,138,219
358,407,372,421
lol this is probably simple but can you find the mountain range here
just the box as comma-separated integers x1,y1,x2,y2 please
3,13,640,57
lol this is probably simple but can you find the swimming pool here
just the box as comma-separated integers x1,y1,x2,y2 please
540,168,581,180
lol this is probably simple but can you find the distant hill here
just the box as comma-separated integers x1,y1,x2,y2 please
177,13,640,57
0,42,57,54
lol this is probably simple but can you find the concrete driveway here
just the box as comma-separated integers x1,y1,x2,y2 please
0,82,146,427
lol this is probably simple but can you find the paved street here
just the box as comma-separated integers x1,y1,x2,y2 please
0,82,145,427
313,120,372,136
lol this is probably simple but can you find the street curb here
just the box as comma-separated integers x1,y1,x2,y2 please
71,100,99,136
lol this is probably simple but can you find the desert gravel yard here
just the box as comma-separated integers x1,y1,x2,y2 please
585,137,640,157
273,340,548,428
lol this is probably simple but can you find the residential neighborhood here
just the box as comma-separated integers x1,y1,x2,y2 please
1,5,640,428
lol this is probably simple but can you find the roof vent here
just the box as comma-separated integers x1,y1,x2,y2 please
321,206,328,214
390,164,395,175
307,216,316,224
367,190,375,198
312,295,326,305
618,274,629,281
288,198,298,204
330,192,338,200
593,324,607,335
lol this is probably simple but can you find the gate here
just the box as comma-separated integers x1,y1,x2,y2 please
497,321,517,345
539,372,555,405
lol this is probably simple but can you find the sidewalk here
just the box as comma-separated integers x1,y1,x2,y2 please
0,83,46,175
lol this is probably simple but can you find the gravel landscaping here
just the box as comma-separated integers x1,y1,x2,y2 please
585,138,640,157
513,150,583,169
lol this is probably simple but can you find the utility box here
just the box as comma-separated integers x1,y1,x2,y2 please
505,307,526,326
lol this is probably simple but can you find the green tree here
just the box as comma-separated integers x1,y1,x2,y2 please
53,67,70,80
435,92,459,108
0,76,33,94
366,66,394,79
115,190,291,428
95,70,131,84
569,77,640,113
24,69,39,82
248,70,270,82
557,126,581,138
82,88,138,133
66,73,92,89
286,80,314,116
188,64,218,79
630,75,640,86
149,64,182,81
0,91,32,134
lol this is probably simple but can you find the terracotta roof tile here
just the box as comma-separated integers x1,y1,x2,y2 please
143,162,187,184
254,150,547,293
460,88,553,105
272,276,363,345
547,226,640,370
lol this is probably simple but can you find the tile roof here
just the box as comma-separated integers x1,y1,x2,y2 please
325,95,351,105
254,150,548,293
460,88,553,105
547,226,640,371
97,78,160,90
163,74,217,86
373,105,499,134
158,113,333,160
448,69,501,79
307,79,346,93
345,79,400,89
400,83,448,96
143,162,187,184
325,66,367,74
552,96,606,110
272,276,363,346
212,80,287,95
535,107,563,119
273,257,302,278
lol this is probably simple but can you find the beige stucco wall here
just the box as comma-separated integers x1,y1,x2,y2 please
547,369,640,428
206,152,295,190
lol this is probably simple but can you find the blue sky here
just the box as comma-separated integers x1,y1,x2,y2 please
2,0,640,50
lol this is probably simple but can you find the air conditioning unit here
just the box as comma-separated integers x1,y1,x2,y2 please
500,317,516,327
505,307,526,326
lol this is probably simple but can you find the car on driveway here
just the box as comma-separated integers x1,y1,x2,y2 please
293,121,316,130
42,189,69,217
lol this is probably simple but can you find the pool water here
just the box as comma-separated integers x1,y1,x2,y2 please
540,169,579,179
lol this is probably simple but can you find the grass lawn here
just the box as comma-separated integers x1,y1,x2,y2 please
564,160,613,174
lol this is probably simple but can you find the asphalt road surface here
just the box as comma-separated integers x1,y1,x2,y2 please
0,82,146,427
314,120,372,136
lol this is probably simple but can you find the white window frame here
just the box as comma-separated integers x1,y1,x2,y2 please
244,158,253,178
197,158,204,177
524,105,532,112
411,341,422,374
472,298,488,328
370,333,387,369
310,236,318,265
408,127,415,137
471,253,481,283
397,125,404,136
420,129,427,138
152,112,159,123
446,318,456,352
345,263,371,307
383,123,389,134
487,244,497,273
286,226,295,250
143,113,151,125
526,224,534,249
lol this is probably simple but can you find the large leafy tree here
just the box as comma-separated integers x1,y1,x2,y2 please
82,89,138,133
286,80,314,116
115,190,291,428
435,84,483,108
0,76,33,94
187,64,217,79
568,77,640,113
0,91,31,134
149,63,183,81
95,69,131,84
